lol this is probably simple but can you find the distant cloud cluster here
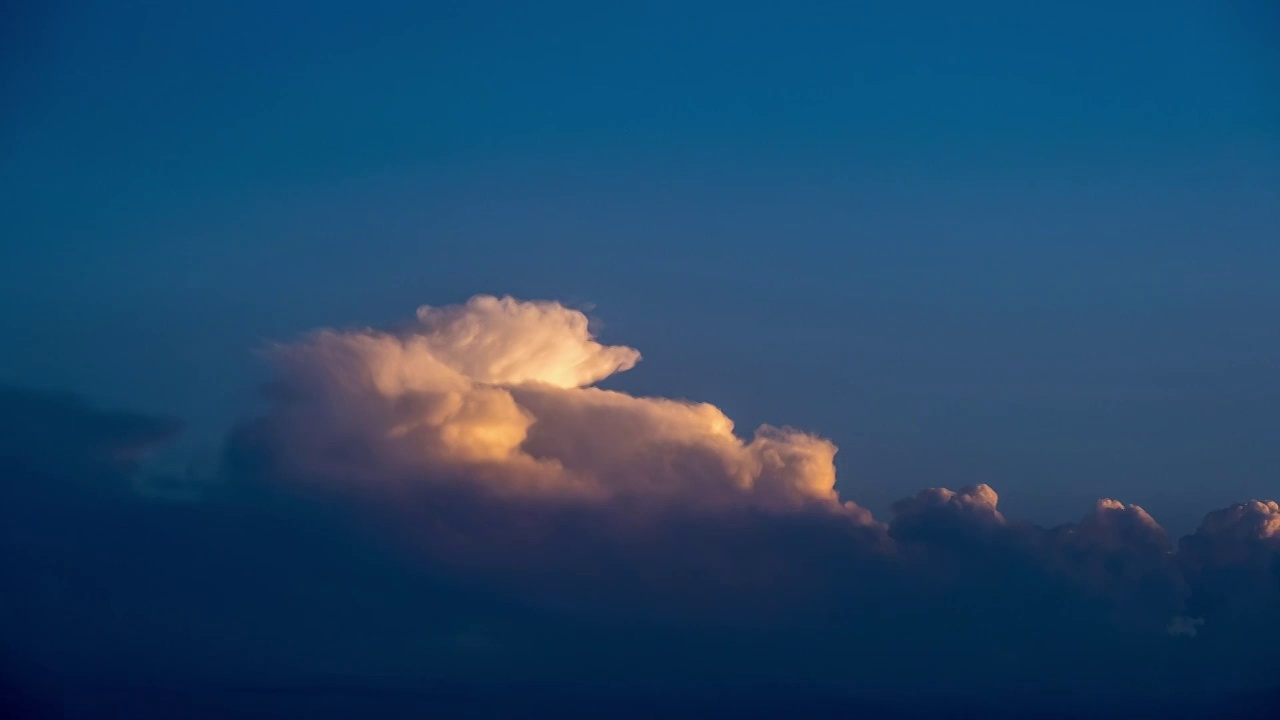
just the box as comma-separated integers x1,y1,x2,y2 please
3,296,1278,711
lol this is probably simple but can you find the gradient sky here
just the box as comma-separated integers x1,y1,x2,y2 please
3,0,1278,532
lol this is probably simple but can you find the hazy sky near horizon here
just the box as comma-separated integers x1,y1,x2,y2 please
3,0,1278,530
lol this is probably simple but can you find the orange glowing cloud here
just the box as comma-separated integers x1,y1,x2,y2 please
255,295,861,514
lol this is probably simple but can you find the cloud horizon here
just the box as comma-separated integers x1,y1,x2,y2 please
3,295,1278,714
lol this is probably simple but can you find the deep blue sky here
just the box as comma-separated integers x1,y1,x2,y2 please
3,0,1277,530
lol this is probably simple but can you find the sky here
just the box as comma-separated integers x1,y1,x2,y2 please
2,1,1280,715
3,0,1279,527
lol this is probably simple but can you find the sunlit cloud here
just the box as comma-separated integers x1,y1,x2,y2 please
248,295,855,512
3,296,1279,704
222,297,1280,635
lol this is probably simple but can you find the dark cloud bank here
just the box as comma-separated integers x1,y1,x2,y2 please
3,298,1278,719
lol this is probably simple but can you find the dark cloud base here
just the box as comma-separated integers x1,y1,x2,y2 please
3,385,1278,719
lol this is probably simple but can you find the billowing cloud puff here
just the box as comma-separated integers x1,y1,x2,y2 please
1179,500,1280,619
412,295,640,388
1191,500,1280,546
245,296,852,512
1179,500,1280,580
509,384,843,508
1042,499,1185,628
888,483,1005,543
231,298,1272,639
1076,499,1168,544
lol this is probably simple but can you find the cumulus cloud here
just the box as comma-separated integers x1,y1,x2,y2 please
244,295,853,513
3,296,1280,713
412,295,640,388
1040,499,1185,629
226,298,1280,641
889,483,1006,542
232,297,1277,625
1072,499,1170,550
1189,500,1280,547
1179,500,1280,620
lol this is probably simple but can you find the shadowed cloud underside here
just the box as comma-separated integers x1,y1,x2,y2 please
3,296,1279,713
